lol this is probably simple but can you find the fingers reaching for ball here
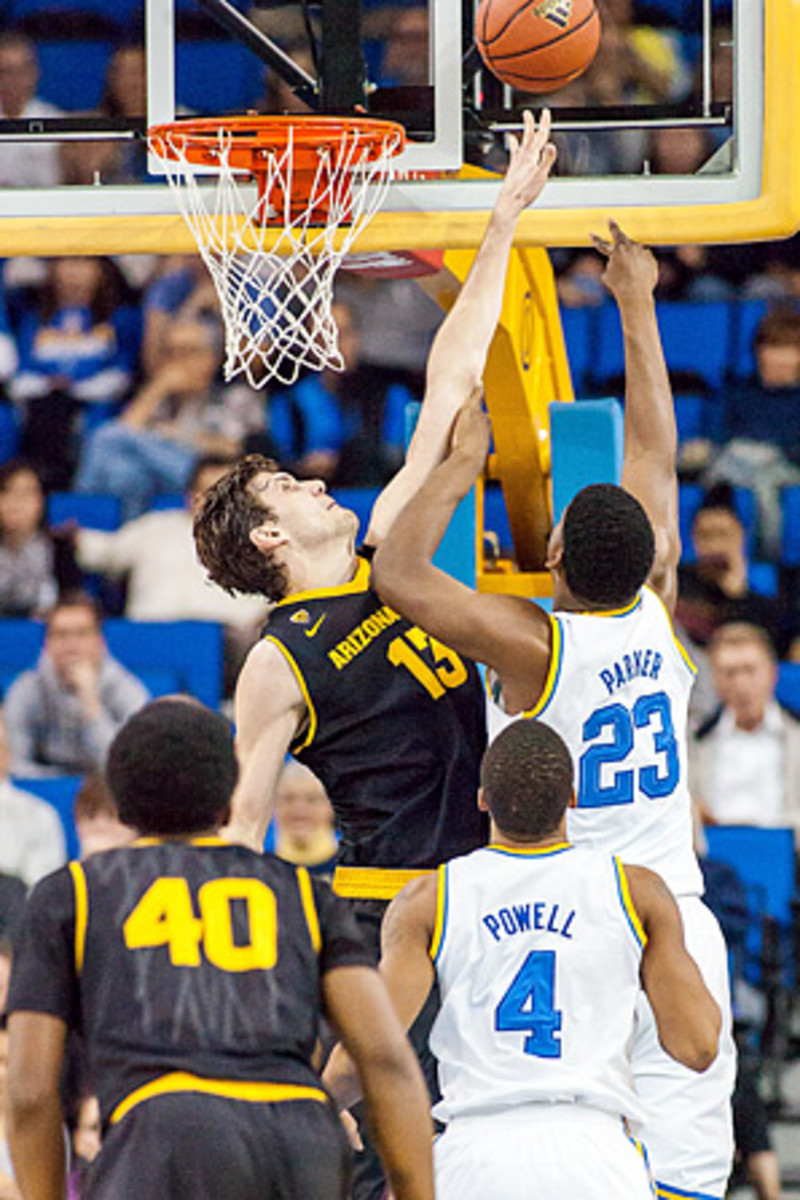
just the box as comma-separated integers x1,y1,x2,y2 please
501,107,558,214
590,220,659,301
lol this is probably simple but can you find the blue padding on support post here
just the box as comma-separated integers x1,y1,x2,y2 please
404,401,475,586
549,399,624,525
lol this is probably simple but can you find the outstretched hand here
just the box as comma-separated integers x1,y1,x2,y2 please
450,388,491,472
591,220,659,303
498,109,558,217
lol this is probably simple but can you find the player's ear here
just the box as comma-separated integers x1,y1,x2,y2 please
250,524,287,555
567,790,578,809
477,786,489,813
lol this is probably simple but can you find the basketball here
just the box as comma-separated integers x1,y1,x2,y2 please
475,0,601,93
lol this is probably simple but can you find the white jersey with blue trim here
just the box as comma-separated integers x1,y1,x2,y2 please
492,587,702,897
429,843,647,1127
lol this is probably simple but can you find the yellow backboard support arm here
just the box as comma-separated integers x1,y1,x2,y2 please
427,245,571,598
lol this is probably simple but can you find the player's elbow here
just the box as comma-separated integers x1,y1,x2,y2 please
7,1068,56,1124
668,1002,721,1073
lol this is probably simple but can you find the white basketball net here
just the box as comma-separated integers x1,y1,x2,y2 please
150,122,403,388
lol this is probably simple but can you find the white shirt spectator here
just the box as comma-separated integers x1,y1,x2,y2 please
77,507,268,630
0,97,64,188
0,777,66,885
707,700,784,826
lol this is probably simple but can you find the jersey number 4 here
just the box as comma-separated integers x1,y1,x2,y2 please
578,690,679,808
495,950,562,1058
123,877,277,973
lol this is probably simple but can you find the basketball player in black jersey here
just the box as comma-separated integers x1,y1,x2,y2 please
193,111,557,893
5,701,434,1200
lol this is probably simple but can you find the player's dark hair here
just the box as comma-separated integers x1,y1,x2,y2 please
480,720,574,840
562,484,655,607
107,700,238,835
193,454,289,601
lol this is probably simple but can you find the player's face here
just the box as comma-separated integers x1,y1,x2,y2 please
248,470,358,549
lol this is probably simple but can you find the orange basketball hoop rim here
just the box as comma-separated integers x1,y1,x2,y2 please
148,114,406,225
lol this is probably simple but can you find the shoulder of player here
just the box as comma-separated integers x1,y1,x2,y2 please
237,637,304,703
621,862,675,927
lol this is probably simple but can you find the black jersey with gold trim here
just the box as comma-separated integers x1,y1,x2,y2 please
7,839,372,1128
264,552,487,869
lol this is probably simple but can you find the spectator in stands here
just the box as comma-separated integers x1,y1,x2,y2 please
266,301,349,483
74,319,264,519
0,709,66,886
273,760,338,880
697,824,785,1200
378,9,429,87
9,257,141,490
703,308,800,558
0,461,78,618
72,455,268,693
676,484,789,656
689,622,800,837
4,592,149,778
0,33,63,189
97,44,147,183
73,772,131,859
65,1092,101,1200
141,256,220,375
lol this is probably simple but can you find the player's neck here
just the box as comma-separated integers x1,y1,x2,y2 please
490,822,569,850
288,541,359,594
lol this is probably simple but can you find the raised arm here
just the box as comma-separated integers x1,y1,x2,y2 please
627,864,720,1071
372,393,553,713
364,109,557,547
223,639,306,850
593,222,681,613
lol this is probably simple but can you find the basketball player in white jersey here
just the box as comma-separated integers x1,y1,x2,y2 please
370,225,736,1200
326,719,720,1200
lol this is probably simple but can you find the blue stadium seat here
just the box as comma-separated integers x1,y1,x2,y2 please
11,0,136,20
655,301,731,392
559,306,595,397
679,483,756,563
0,618,223,707
0,403,19,465
483,483,513,556
748,562,778,599
0,619,45,687
592,300,731,393
104,619,224,710
12,774,82,860
704,825,798,988
149,493,184,512
674,393,705,443
176,40,264,115
329,487,379,542
780,486,800,566
730,298,769,381
47,491,121,531
776,662,800,716
36,39,112,112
